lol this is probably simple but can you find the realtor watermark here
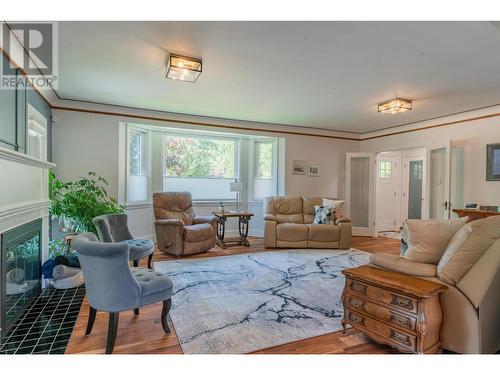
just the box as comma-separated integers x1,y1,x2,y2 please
1,22,58,89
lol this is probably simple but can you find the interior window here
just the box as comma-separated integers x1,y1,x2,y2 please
27,105,48,161
379,160,392,178
127,128,149,202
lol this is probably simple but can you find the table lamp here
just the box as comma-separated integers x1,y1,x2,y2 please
229,182,243,211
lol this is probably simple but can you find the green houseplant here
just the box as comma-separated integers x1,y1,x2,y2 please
49,171,124,235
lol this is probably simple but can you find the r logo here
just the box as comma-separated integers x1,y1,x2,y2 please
2,22,55,76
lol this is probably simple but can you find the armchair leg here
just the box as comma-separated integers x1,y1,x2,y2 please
161,299,172,334
85,306,97,335
134,308,139,316
106,312,120,354
147,253,154,269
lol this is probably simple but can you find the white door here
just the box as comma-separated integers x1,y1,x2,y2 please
345,152,376,237
376,154,400,231
427,142,451,219
402,155,426,221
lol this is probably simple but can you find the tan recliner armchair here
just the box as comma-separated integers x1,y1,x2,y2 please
264,196,352,249
153,192,218,257
369,215,500,353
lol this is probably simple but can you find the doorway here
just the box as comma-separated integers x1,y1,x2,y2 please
375,148,426,237
375,152,401,232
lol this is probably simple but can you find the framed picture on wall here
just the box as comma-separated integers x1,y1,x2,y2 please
292,160,306,175
486,143,500,181
308,165,320,177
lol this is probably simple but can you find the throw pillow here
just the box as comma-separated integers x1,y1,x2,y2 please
402,217,468,264
323,198,345,217
313,205,333,224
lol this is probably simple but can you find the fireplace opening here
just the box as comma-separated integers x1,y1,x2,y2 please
1,219,42,340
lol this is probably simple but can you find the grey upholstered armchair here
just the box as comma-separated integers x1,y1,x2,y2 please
93,213,155,269
153,192,218,257
72,233,173,354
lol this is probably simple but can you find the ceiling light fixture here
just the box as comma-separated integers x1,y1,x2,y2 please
377,98,412,114
166,54,202,82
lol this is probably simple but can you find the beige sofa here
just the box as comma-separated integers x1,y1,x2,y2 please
264,196,352,249
370,215,500,353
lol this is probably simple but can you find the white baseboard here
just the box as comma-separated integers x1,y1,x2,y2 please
144,231,263,243
135,234,155,241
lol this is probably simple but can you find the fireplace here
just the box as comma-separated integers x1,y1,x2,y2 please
0,219,42,340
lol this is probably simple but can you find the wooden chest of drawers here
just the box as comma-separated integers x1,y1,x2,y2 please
341,265,447,354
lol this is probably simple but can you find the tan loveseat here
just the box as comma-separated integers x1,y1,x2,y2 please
264,196,352,249
370,215,500,353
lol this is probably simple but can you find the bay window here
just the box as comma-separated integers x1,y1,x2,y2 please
127,127,150,203
163,134,239,200
253,140,277,201
124,123,282,205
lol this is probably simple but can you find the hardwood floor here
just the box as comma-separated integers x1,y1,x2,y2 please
65,236,400,354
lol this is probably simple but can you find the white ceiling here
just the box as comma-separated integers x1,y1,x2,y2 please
56,21,500,133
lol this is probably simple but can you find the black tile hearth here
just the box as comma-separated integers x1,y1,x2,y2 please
0,285,85,355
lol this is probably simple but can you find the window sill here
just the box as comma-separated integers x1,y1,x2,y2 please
125,202,152,210
193,200,242,207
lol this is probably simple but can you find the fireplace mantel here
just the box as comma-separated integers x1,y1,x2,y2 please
0,146,56,170
0,145,55,269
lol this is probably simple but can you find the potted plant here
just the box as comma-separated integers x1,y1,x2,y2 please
49,171,124,235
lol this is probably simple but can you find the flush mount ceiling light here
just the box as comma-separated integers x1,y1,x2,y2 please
166,54,202,82
377,98,412,114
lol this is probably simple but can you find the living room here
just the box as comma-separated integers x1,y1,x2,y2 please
1,1,499,373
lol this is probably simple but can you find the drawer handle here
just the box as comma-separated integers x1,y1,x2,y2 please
348,297,365,309
391,295,414,310
348,312,365,326
391,314,412,329
351,282,367,295
391,330,411,346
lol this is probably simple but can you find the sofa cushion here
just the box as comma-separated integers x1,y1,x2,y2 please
437,216,500,285
277,223,308,242
270,197,304,223
369,253,437,277
303,197,323,223
183,223,214,242
403,217,468,264
323,198,345,217
307,224,340,242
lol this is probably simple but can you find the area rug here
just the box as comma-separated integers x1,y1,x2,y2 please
154,249,370,354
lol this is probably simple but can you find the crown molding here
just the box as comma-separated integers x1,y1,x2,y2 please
2,23,500,143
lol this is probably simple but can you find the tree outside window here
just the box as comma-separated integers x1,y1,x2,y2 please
129,131,142,175
164,135,236,178
256,142,273,179
379,161,392,178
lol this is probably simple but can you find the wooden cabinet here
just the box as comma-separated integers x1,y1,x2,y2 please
452,209,500,222
341,265,447,354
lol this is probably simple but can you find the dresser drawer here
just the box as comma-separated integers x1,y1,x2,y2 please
345,308,417,352
347,279,418,313
344,293,416,331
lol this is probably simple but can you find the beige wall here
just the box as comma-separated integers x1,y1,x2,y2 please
361,110,500,206
52,102,500,238
52,107,359,237
284,134,359,198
